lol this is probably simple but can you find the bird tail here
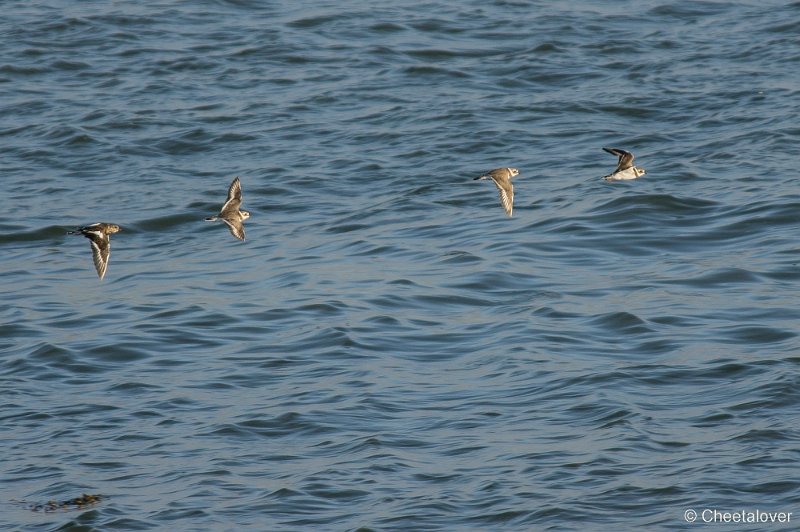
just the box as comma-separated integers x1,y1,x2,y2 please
204,216,217,222
474,175,488,181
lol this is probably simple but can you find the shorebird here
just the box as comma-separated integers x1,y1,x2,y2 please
602,147,646,181
67,223,121,280
474,167,519,217
205,176,250,241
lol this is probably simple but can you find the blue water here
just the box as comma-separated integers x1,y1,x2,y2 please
2,1,799,530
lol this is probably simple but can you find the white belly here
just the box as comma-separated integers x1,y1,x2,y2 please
604,167,640,181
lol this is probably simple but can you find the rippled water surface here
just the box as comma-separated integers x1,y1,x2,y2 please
2,0,800,529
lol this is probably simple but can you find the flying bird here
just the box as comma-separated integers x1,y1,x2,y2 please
68,223,121,280
205,176,250,241
474,167,519,217
602,148,646,181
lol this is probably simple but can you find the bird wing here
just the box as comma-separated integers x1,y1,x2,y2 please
491,176,514,217
219,177,242,217
87,233,111,280
222,218,246,241
603,147,635,173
